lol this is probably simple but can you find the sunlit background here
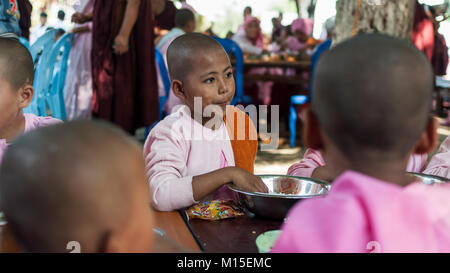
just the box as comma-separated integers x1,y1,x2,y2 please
28,0,449,51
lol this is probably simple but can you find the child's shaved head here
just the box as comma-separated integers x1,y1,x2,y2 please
312,34,434,162
0,121,153,253
0,38,34,89
167,33,225,81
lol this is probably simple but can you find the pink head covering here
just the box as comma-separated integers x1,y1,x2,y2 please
291,18,314,36
242,15,264,48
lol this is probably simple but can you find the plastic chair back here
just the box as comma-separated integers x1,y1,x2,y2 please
47,33,73,120
30,29,58,64
155,48,170,120
19,37,31,52
25,33,72,118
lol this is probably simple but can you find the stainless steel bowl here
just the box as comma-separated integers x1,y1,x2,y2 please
407,172,450,185
227,175,331,220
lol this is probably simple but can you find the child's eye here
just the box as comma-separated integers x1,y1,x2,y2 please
204,77,215,83
225,72,233,78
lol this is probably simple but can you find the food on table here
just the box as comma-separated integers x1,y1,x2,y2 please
186,200,245,221
272,177,301,195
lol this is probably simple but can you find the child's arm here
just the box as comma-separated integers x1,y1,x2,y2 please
70,25,90,34
71,11,93,24
287,148,335,182
192,167,267,201
287,148,325,178
406,153,428,173
144,122,267,212
423,136,450,178
113,0,141,55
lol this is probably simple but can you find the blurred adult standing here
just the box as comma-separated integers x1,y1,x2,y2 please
17,0,31,40
72,0,165,133
64,0,94,120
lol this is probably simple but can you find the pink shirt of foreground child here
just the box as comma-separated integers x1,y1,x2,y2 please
423,136,450,178
144,106,236,211
272,171,450,253
288,148,428,178
0,114,62,164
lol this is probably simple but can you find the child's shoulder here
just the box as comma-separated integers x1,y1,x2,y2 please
146,106,193,143
24,114,62,132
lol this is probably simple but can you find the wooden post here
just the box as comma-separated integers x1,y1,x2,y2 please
333,0,416,45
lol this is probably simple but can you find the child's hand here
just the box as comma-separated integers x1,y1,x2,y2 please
71,12,88,24
231,168,269,193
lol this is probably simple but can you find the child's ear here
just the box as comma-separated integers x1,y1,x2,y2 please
413,116,438,155
17,84,34,108
303,106,324,150
171,80,186,100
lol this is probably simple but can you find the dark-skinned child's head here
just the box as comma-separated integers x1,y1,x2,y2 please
304,34,437,183
167,33,235,121
0,121,154,253
0,38,34,134
175,8,196,33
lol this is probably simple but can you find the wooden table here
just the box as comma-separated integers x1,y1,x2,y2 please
153,211,201,252
181,211,283,253
0,211,201,253
0,210,281,253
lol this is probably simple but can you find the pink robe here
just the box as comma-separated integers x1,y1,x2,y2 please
64,0,94,120
288,148,428,178
272,171,450,253
423,135,450,178
143,106,236,211
0,114,62,165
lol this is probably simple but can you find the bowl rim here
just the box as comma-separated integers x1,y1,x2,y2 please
227,174,331,199
407,172,450,183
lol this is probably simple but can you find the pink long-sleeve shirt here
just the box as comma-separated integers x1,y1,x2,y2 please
423,135,450,178
272,171,450,253
144,106,236,211
288,148,428,178
0,114,62,165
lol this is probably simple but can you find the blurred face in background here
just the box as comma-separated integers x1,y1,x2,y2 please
245,20,259,41
244,7,251,17
40,15,47,26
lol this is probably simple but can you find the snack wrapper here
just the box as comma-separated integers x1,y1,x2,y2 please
186,200,245,221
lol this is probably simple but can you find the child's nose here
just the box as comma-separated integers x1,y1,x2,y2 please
218,78,228,95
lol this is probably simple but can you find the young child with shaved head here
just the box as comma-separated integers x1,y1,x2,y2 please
144,33,268,212
272,34,450,253
0,121,155,253
0,37,61,165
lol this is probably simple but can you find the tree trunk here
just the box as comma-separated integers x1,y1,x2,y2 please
334,0,416,45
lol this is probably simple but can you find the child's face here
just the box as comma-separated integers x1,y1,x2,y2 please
186,20,196,33
179,48,235,118
245,20,260,41
295,30,309,43
0,79,22,131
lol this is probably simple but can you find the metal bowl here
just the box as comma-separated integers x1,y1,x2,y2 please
407,172,450,185
227,175,330,220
